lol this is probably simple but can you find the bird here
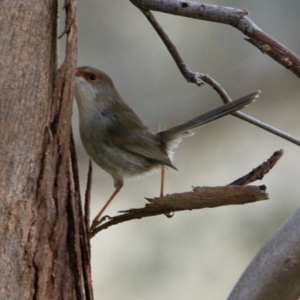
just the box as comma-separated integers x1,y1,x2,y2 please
75,66,260,230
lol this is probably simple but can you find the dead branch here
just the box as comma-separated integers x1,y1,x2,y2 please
129,3,300,146
130,0,300,77
90,150,283,237
90,185,268,237
229,149,283,186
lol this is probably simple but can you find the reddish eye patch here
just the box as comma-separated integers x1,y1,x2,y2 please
75,68,102,82
84,71,102,81
75,68,83,77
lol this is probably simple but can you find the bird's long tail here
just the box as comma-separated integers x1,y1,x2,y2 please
158,91,260,142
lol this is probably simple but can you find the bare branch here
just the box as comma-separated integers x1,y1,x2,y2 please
90,185,268,237
81,159,93,300
58,0,77,39
139,8,204,86
90,149,283,237
229,150,284,186
197,77,300,147
131,6,300,147
232,112,300,147
84,160,92,231
131,0,300,77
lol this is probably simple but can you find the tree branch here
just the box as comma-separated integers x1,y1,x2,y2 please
130,4,300,147
90,185,268,237
90,150,283,237
229,149,283,186
131,0,300,77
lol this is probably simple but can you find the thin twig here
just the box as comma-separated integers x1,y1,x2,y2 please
232,113,300,146
140,8,203,85
58,0,77,39
83,160,93,299
85,160,92,234
134,7,300,147
229,150,284,186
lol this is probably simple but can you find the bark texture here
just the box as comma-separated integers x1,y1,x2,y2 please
0,1,91,299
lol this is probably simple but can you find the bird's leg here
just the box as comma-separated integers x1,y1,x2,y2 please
90,188,121,231
160,166,165,197
90,175,123,231
160,166,174,218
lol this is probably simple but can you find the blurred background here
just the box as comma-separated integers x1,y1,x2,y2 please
60,0,300,299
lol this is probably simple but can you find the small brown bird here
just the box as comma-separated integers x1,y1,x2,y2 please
75,66,260,229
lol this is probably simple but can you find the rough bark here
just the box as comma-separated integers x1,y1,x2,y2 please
0,1,91,299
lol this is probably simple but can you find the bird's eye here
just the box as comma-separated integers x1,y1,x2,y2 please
89,74,96,80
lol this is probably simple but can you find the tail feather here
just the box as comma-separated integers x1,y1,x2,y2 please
158,91,260,142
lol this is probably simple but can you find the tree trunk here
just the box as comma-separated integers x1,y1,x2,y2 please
0,1,91,299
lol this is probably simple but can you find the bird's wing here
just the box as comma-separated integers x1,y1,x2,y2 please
106,127,177,170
